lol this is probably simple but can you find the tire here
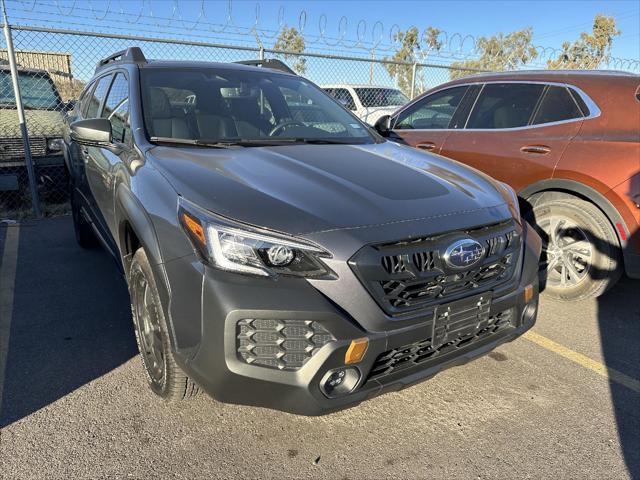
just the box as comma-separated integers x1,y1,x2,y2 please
70,186,97,248
527,198,622,301
128,247,199,401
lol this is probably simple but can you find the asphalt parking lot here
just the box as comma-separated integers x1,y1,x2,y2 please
0,217,639,479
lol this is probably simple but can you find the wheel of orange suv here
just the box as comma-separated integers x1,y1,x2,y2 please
128,247,199,401
529,198,622,301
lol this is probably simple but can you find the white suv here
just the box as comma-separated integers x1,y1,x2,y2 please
322,84,409,125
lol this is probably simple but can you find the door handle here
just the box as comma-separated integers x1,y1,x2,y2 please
520,145,551,155
416,142,437,151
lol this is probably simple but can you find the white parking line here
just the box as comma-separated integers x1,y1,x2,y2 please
0,225,20,412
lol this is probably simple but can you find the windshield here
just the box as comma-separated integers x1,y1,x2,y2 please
140,67,375,145
0,71,61,110
354,88,408,108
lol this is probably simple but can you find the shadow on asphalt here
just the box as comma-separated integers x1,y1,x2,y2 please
525,189,640,478
598,277,640,478
0,217,136,427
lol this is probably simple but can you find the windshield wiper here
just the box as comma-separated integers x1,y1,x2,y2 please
149,136,238,149
291,138,362,145
150,136,362,148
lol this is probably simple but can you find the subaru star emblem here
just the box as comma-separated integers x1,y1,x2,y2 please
444,238,485,269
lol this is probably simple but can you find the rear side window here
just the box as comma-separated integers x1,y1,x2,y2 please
85,75,112,119
101,73,131,144
532,86,583,125
326,88,356,110
466,83,544,129
394,86,468,130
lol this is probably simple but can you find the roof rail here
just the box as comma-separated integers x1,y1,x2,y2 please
95,47,147,73
234,59,296,75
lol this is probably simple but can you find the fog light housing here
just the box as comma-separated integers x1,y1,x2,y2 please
522,299,538,324
320,367,360,398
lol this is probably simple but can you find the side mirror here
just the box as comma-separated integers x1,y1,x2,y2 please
70,118,112,145
70,118,123,154
374,114,392,136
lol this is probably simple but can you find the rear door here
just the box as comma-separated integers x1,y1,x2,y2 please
440,82,584,192
389,85,473,154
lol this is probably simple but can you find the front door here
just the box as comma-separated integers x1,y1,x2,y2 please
440,82,584,192
87,72,131,239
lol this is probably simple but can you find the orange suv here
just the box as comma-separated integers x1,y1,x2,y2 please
375,71,640,300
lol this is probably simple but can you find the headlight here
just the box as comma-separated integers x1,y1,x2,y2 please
46,138,63,152
178,197,335,279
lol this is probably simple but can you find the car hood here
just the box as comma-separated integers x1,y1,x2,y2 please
0,109,64,138
150,141,510,237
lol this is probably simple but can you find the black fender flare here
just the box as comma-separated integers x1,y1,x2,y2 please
518,178,632,270
114,184,177,346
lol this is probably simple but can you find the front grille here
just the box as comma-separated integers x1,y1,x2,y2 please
368,306,514,381
0,137,47,160
350,220,521,315
237,319,335,370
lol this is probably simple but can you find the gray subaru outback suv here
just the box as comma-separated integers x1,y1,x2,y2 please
63,47,541,415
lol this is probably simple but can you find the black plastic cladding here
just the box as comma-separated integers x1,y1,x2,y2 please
368,307,515,381
349,220,522,316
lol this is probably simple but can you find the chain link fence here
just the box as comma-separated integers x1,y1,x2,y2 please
0,24,477,220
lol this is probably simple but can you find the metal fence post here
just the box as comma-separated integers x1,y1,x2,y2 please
1,0,41,217
410,62,417,99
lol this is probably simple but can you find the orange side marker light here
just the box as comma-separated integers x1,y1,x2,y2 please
345,338,369,365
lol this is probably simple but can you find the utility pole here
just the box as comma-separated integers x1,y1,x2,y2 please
410,62,418,99
2,0,41,217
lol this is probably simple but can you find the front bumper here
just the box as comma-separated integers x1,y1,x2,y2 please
169,222,541,416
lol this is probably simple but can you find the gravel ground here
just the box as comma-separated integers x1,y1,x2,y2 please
1,217,639,480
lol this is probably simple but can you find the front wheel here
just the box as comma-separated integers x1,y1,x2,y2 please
128,248,199,401
528,198,622,301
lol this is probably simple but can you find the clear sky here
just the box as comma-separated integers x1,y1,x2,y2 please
6,0,639,60
3,0,639,88
236,0,640,59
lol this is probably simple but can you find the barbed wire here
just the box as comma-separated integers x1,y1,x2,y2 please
5,0,640,71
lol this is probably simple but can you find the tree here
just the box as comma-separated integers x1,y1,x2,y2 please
384,26,442,96
547,14,620,69
273,26,307,74
449,28,537,79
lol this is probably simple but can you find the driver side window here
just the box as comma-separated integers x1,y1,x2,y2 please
394,86,467,130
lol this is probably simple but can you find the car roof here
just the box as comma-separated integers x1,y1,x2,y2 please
99,58,297,78
321,84,403,89
0,64,50,76
446,69,639,85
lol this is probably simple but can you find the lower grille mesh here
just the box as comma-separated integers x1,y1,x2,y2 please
237,319,335,370
368,308,514,381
